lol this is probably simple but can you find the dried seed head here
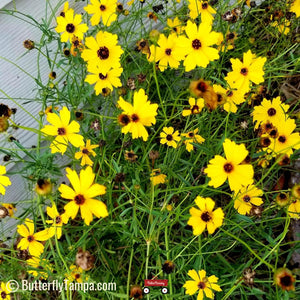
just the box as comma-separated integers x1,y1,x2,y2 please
23,40,35,50
76,248,95,271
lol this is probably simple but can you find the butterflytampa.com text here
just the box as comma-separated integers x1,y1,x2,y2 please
21,279,116,293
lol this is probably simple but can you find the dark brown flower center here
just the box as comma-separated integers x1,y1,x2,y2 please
140,41,146,48
75,274,81,279
57,127,66,135
188,132,194,137
240,68,248,75
267,108,276,116
191,105,199,113
55,216,62,224
280,275,292,287
100,5,106,11
66,23,75,33
223,162,234,173
278,135,286,143
27,235,35,242
73,39,80,47
226,90,233,97
74,194,85,205
227,32,235,40
202,2,208,9
82,148,89,154
165,48,172,55
131,114,139,122
197,281,206,289
261,137,271,147
1,292,7,299
201,211,211,222
197,81,208,92
118,114,130,126
166,134,173,141
243,195,251,202
99,73,107,80
279,193,287,200
192,39,202,49
60,12,65,17
97,46,109,60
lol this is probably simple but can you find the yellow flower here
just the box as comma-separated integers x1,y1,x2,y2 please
27,257,53,279
117,89,158,141
182,97,205,116
148,33,186,71
233,185,263,215
70,36,85,57
204,139,254,192
150,169,167,186
252,96,290,129
81,31,123,73
35,179,52,196
0,165,11,195
17,218,54,257
2,203,16,217
84,0,117,26
58,166,108,225
183,269,222,299
181,129,205,152
85,65,123,95
225,50,267,94
188,196,224,235
179,20,219,71
0,282,11,300
288,199,300,219
160,127,181,148
188,0,216,24
166,17,185,34
65,265,88,283
274,268,296,291
74,139,98,166
46,204,69,239
290,0,300,17
271,19,290,35
55,9,88,43
41,107,84,154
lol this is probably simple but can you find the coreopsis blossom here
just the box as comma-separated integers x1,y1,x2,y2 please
55,9,88,43
252,97,290,129
181,129,205,152
58,166,108,226
0,282,11,300
150,169,167,186
41,107,84,154
274,268,296,291
46,204,69,239
35,179,52,196
74,139,98,166
0,165,11,195
183,269,222,299
290,0,300,17
188,196,224,235
204,139,254,192
81,31,123,72
70,36,85,56
179,20,219,71
288,199,300,219
225,50,267,94
17,219,54,257
291,184,300,199
148,33,186,71
166,17,185,34
84,0,117,26
66,265,88,283
2,203,16,217
117,89,158,141
59,1,72,17
160,127,181,148
271,19,290,35
85,65,123,95
27,257,53,279
182,97,205,116
233,185,263,215
188,0,216,24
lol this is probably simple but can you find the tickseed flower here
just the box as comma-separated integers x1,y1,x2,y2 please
124,150,138,162
70,36,85,57
81,31,123,72
35,179,52,196
55,9,88,43
252,97,290,129
288,199,300,219
275,192,290,207
183,269,222,299
58,166,108,225
204,139,254,192
46,204,69,239
271,19,290,35
290,0,300,17
27,257,53,279
188,196,224,235
188,0,216,24
181,129,205,152
166,17,185,34
150,169,167,186
291,184,300,199
66,265,88,283
160,127,181,148
59,1,71,17
225,50,267,94
2,203,16,217
182,97,205,116
0,165,11,195
117,89,158,141
0,282,11,300
148,33,186,71
85,65,123,95
274,268,296,291
49,71,56,80
233,185,263,215
74,139,98,166
41,106,84,154
179,20,219,71
84,0,117,26
45,105,58,115
17,218,54,257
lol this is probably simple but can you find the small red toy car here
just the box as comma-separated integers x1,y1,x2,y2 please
143,279,168,294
